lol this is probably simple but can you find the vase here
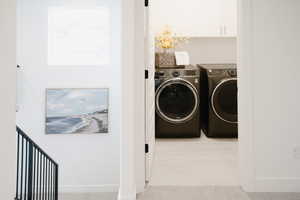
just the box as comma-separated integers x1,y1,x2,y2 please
155,50,176,68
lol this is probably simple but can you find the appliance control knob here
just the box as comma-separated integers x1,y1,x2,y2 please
158,71,165,76
172,71,180,77
228,70,236,77
155,71,165,78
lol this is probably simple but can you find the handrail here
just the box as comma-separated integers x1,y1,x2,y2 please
15,126,59,200
16,127,58,166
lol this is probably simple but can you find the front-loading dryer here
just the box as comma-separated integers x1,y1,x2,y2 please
198,64,238,138
155,66,201,138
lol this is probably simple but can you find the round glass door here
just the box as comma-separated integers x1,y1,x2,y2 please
156,79,198,123
211,78,238,123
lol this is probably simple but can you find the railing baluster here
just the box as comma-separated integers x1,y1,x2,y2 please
53,164,54,200
39,151,42,200
48,160,50,200
37,150,39,200
51,164,52,200
28,142,33,200
24,140,28,200
15,127,58,200
49,163,51,200
43,157,45,200
52,164,54,200
33,147,36,200
48,159,50,200
46,159,48,200
49,161,51,200
35,151,37,199
16,133,20,200
37,151,39,200
20,136,24,200
55,165,58,200
52,164,55,199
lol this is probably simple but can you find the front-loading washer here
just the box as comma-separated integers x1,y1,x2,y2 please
155,66,201,138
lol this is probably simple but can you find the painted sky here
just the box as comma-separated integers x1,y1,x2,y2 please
47,89,108,117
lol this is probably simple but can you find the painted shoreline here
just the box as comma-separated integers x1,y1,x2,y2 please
46,112,108,134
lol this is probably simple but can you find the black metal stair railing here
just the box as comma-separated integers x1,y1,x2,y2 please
15,127,59,200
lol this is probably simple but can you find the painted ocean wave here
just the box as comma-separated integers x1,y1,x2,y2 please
46,116,90,134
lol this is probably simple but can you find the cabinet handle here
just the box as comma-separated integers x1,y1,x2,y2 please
224,26,227,36
220,26,223,36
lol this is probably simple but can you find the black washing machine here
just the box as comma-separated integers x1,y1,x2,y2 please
155,66,201,138
198,64,238,138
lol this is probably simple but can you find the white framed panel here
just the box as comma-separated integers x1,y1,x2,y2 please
48,7,111,66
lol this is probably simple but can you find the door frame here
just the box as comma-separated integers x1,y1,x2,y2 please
119,0,255,199
0,0,17,199
0,0,255,199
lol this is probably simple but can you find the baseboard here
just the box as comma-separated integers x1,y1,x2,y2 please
118,187,137,200
59,184,119,193
118,192,136,200
254,177,300,192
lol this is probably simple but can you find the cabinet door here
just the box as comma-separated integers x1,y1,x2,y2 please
221,0,237,37
151,0,222,37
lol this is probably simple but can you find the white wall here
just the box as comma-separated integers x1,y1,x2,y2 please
176,37,237,64
239,0,300,192
0,0,16,198
16,0,121,193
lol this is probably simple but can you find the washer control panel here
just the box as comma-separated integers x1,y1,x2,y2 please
172,71,180,77
155,66,200,79
185,70,197,76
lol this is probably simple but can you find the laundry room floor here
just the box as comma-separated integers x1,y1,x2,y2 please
59,189,300,200
149,133,239,186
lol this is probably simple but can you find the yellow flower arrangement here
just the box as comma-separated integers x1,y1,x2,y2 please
155,26,188,51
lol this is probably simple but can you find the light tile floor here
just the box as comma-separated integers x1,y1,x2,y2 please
150,134,239,186
137,186,300,200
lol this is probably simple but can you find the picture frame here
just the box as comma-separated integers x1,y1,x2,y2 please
45,88,109,134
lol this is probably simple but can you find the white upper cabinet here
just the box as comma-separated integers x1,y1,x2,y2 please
220,0,237,37
150,0,237,37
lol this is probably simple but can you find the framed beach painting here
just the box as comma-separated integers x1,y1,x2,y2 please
46,88,109,134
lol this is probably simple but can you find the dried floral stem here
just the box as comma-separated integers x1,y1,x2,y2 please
155,26,189,51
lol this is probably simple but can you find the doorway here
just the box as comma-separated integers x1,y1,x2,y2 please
144,0,240,188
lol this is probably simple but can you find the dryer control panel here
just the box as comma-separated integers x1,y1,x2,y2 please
227,69,237,77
